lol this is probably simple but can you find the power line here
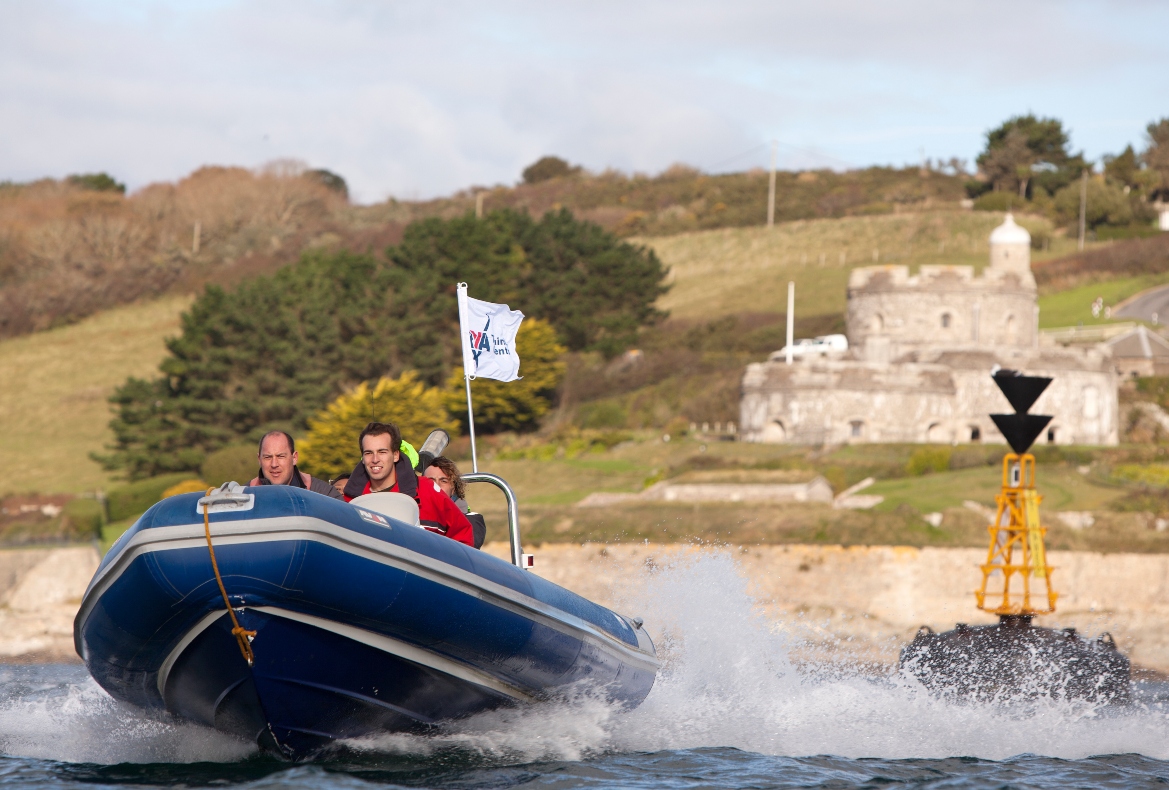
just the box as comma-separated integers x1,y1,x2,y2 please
706,139,853,174
773,139,853,170
705,143,769,172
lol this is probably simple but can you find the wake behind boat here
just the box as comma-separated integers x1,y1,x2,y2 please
73,476,659,758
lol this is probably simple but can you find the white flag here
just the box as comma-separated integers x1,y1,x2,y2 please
457,283,524,382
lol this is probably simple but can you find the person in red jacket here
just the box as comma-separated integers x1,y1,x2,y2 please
342,422,474,547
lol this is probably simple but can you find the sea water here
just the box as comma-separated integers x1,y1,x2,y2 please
3,553,1169,788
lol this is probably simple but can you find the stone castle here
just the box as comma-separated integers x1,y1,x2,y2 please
740,215,1119,446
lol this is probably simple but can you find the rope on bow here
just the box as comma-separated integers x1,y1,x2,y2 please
203,488,257,666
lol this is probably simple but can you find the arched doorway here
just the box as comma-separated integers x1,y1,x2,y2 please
762,420,786,443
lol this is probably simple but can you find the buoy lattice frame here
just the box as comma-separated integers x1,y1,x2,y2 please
975,452,1058,616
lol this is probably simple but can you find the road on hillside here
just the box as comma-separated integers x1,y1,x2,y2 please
1115,284,1169,323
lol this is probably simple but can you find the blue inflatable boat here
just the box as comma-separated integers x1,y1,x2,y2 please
74,475,658,758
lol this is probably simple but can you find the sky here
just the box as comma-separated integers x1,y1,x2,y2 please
2,0,1167,203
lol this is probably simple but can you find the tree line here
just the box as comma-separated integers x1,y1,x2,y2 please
97,208,668,479
968,114,1169,232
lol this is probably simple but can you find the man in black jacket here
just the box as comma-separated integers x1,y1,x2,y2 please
249,431,344,499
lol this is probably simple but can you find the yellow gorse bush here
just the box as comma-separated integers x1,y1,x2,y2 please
1113,464,1169,488
299,371,456,478
299,320,566,477
162,479,209,498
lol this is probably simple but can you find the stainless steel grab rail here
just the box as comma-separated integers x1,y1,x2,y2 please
462,473,524,568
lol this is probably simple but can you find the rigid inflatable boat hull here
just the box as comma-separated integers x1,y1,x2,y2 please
75,487,658,758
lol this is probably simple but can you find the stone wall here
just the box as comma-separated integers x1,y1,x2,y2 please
487,542,1169,673
0,542,1164,677
0,546,98,662
741,347,1118,445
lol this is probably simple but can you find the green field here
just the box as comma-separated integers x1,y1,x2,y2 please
87,428,1169,555
0,209,1134,499
866,465,1124,514
1037,275,1169,328
0,207,1148,521
455,436,1167,553
0,295,190,496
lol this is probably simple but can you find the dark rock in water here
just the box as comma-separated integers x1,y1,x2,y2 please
899,616,1131,704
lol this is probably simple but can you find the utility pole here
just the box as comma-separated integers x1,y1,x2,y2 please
785,281,795,365
1077,169,1088,252
767,140,777,228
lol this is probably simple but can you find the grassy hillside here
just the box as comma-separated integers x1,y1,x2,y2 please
0,296,189,496
1033,232,1169,293
0,206,1153,500
0,164,965,340
365,164,968,239
644,210,1073,322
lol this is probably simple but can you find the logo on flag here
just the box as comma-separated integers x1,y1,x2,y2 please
457,284,523,382
469,317,492,366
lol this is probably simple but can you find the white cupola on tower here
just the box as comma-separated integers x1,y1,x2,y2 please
988,213,1031,273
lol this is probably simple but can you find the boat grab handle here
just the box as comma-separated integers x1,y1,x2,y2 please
196,481,255,514
462,473,524,568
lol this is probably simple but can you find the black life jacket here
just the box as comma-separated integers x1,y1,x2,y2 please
343,455,416,500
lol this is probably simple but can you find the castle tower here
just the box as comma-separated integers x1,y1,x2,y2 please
989,213,1031,274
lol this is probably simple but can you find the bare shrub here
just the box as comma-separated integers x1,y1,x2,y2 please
0,164,349,337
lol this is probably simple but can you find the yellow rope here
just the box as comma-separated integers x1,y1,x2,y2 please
203,488,257,666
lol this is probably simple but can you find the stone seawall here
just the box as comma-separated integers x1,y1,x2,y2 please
3,542,1167,673
485,542,1169,673
0,546,99,662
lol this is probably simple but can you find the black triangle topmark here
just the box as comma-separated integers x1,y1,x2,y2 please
993,370,1052,415
990,413,1053,455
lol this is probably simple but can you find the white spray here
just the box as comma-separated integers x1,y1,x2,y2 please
3,552,1169,765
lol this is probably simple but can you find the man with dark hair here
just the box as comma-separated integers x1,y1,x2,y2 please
249,430,344,499
342,422,474,546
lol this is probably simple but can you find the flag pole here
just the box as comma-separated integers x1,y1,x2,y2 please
457,282,479,472
464,373,478,473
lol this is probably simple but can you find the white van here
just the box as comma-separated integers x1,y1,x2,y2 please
769,334,849,361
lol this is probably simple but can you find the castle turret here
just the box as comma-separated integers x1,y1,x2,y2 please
989,213,1031,274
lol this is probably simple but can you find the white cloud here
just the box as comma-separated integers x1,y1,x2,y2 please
1,0,1166,201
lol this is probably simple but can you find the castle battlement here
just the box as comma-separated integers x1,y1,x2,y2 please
846,214,1038,358
741,213,1117,448
849,264,1033,294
